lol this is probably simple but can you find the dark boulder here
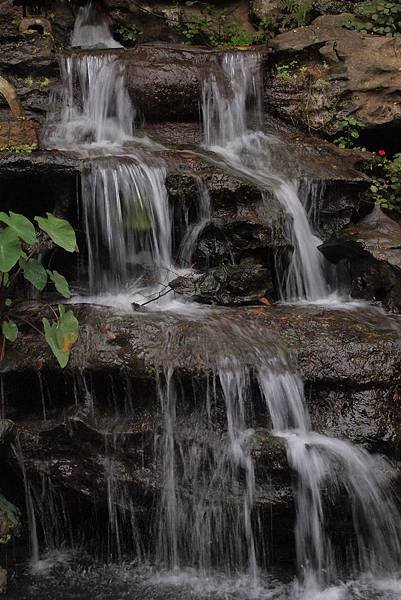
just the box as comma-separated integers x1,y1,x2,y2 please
169,265,273,305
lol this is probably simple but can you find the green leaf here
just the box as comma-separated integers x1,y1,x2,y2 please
42,305,78,368
2,320,18,342
0,228,22,272
20,258,47,291
35,214,78,253
5,298,12,307
47,269,71,299
0,211,36,245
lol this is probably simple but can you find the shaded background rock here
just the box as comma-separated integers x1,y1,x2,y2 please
319,207,401,312
267,15,401,143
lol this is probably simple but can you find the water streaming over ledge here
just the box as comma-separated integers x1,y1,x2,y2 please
17,8,401,600
71,1,123,50
202,53,330,302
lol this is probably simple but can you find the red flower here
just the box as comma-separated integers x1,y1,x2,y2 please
378,149,386,157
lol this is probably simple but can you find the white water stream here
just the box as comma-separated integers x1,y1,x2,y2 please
202,52,330,301
18,7,401,600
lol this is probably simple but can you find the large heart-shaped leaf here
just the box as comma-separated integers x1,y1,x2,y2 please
2,320,18,342
0,228,22,273
42,305,79,368
20,258,48,291
35,214,78,253
47,269,70,298
0,212,36,245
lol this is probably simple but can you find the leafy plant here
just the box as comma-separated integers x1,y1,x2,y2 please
0,211,79,367
344,1,401,37
280,0,314,28
116,22,142,44
333,115,364,149
370,153,401,213
181,1,267,47
276,61,299,80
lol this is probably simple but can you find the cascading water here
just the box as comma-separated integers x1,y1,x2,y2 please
44,23,177,302
82,160,171,294
156,364,258,582
13,7,401,600
257,369,401,593
46,53,133,149
202,52,330,302
71,1,123,50
178,178,212,268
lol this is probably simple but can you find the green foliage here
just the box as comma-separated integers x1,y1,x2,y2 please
276,60,299,80
181,1,269,47
0,211,79,367
280,0,314,28
333,116,365,149
116,22,142,44
370,153,401,214
0,143,37,153
344,1,401,37
35,213,78,253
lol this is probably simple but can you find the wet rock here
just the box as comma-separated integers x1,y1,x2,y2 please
0,567,6,595
0,421,14,446
267,15,401,134
249,0,281,21
120,45,213,122
151,119,371,241
120,45,268,122
0,34,57,77
319,206,401,313
0,118,37,150
2,302,401,415
169,265,273,306
167,165,290,269
1,302,401,558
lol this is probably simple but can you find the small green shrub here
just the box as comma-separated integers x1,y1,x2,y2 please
333,116,365,149
116,22,142,44
344,1,401,37
280,0,314,28
276,61,299,79
370,153,401,213
181,1,269,47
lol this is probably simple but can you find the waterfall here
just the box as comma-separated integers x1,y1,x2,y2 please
178,178,212,267
71,1,123,50
46,54,134,149
202,53,329,302
156,366,258,581
82,160,171,294
19,7,401,599
45,30,177,302
257,369,401,590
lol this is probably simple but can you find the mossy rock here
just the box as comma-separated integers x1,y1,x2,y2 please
0,494,20,545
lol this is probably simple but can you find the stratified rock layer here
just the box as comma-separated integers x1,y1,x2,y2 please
267,15,401,134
